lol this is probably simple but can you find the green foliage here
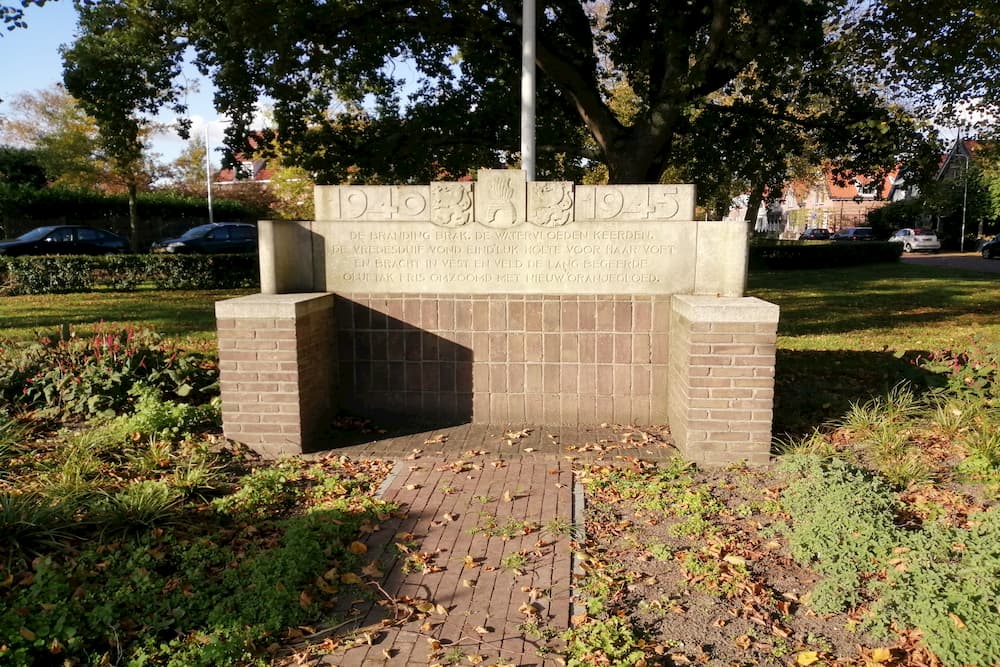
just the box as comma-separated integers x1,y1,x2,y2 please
866,199,927,236
782,453,1000,666
95,480,184,532
0,492,77,555
211,461,303,520
0,182,264,235
864,508,1000,667
0,328,218,419
0,146,48,188
749,241,903,271
0,253,259,295
562,616,650,667
146,253,259,291
0,446,393,665
915,343,999,407
98,386,220,444
779,456,900,613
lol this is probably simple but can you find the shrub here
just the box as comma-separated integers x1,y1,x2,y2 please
914,342,999,407
749,241,903,270
0,253,258,295
0,328,218,419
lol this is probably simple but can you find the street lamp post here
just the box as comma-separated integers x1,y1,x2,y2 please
205,124,214,225
957,154,969,252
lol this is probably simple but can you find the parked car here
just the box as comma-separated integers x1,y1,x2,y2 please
982,237,1000,259
798,228,831,240
889,227,940,253
831,226,875,241
0,225,129,256
151,222,257,254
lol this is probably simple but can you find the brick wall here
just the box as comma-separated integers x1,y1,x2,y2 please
216,294,336,457
333,293,672,426
667,296,779,465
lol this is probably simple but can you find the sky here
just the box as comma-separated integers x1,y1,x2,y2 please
0,1,229,164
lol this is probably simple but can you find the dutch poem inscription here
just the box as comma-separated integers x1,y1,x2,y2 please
305,171,742,295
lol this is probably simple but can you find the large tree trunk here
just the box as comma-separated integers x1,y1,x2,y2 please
604,125,675,184
744,182,766,234
127,181,140,252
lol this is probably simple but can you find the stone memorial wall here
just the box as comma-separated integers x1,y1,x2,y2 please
217,170,778,464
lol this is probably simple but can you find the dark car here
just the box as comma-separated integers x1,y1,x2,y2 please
831,226,875,241
0,225,129,256
151,222,257,254
799,228,831,240
982,237,1000,259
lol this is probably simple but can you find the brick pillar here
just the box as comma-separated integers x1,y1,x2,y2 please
667,296,779,465
215,293,336,457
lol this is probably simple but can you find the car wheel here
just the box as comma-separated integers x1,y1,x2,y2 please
903,243,912,252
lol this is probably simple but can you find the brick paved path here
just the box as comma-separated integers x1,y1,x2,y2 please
312,423,676,666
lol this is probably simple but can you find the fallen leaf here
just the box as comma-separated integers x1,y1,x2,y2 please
362,561,384,578
462,579,476,588
443,512,458,522
405,484,422,490
340,573,363,585
796,651,820,666
949,613,966,628
18,628,35,642
870,647,892,663
467,654,484,665
519,601,542,617
348,541,368,555
474,625,490,634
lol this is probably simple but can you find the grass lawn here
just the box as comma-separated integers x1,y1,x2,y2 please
0,287,255,343
747,262,1000,435
1,261,999,666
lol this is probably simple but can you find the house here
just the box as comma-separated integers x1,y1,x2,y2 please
728,169,894,238
214,133,274,186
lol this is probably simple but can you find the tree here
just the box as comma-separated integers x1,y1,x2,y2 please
0,84,109,188
167,134,208,195
0,146,48,187
55,0,941,212
62,0,188,250
841,0,1000,135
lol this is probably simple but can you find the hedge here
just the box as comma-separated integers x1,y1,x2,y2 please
749,241,903,270
0,184,266,240
0,254,260,295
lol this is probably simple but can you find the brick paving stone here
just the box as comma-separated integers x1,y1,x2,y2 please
308,423,677,666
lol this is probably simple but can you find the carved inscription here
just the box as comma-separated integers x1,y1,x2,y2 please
322,222,696,295
575,184,692,220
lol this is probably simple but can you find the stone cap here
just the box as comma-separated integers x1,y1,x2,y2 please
215,292,336,319
671,295,779,323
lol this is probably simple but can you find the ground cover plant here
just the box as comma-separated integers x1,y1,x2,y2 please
0,329,397,666
1,260,999,666
557,263,1000,667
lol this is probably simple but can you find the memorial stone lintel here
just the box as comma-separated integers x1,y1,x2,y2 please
313,170,696,226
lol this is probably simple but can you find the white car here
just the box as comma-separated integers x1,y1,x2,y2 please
889,228,940,253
